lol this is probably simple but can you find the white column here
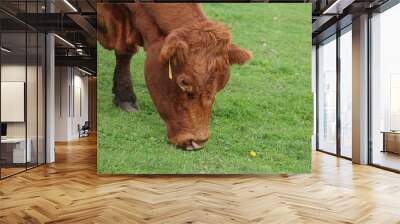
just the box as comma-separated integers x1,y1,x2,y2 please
46,1,55,163
312,45,317,150
46,33,55,163
352,14,369,164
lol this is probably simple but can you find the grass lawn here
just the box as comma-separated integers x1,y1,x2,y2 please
97,3,312,174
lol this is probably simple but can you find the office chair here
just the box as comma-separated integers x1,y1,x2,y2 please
79,121,90,138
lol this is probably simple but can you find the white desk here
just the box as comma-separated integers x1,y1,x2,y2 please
382,131,400,154
1,138,31,163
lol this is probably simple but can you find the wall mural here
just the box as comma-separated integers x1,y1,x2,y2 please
97,3,312,174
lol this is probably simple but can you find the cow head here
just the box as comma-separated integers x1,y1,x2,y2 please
145,21,251,150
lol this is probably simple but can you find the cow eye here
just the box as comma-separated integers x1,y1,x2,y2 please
177,75,193,93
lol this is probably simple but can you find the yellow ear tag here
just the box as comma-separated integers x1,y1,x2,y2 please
168,60,173,80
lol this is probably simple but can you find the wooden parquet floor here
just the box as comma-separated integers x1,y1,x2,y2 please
1,135,400,224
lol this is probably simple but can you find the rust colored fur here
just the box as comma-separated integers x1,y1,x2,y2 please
97,3,252,150
97,4,140,55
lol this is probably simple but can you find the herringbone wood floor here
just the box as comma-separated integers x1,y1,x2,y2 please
0,135,400,224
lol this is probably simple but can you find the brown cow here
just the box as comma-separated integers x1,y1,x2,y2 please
98,3,251,150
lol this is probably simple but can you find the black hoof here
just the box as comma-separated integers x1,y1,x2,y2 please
113,98,139,112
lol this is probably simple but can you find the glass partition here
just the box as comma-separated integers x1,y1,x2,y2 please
317,35,337,154
371,3,400,171
1,31,28,178
0,2,46,179
339,27,352,158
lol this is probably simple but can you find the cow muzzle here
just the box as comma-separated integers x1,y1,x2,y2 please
168,134,209,150
179,138,208,151
167,125,210,151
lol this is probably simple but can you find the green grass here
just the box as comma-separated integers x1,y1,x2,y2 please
97,4,312,174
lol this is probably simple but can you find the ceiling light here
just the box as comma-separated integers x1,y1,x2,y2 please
76,48,86,55
322,0,355,15
1,47,11,53
63,0,78,12
78,67,93,76
54,34,75,48
323,0,341,14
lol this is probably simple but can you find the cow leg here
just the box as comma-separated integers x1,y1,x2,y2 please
112,53,139,112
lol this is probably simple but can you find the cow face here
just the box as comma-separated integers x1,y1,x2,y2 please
145,21,251,150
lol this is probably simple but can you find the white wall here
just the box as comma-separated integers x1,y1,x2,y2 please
72,72,89,138
55,67,89,141
55,66,70,141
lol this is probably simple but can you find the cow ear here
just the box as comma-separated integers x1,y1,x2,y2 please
228,44,252,65
160,32,188,65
